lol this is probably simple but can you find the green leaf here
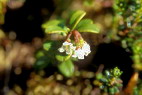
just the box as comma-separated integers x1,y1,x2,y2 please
43,41,52,51
42,19,70,35
113,67,123,77
77,24,100,33
76,19,93,29
69,10,86,30
56,55,72,62
34,56,50,70
56,55,66,62
35,50,45,59
43,40,59,52
42,20,61,29
45,25,69,34
58,60,74,77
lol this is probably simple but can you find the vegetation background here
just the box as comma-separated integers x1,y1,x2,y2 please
0,0,142,95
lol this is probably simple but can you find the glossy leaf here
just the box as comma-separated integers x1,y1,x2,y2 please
69,10,86,30
76,19,93,29
77,24,100,33
45,25,69,34
42,20,61,29
43,42,52,51
42,19,70,35
56,55,65,62
56,54,72,62
58,60,74,77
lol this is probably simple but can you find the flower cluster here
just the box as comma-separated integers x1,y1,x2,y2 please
58,41,91,59
58,41,76,54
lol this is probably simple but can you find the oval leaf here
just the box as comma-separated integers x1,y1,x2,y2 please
43,41,52,51
69,10,86,30
77,24,100,33
42,20,61,29
58,60,74,77
76,19,93,29
45,25,69,34
34,56,50,70
35,50,45,59
56,55,66,62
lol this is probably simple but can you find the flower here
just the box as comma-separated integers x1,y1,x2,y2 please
72,42,91,59
58,30,91,60
59,41,91,59
82,42,91,56
58,41,76,55
63,41,72,46
58,47,65,52
72,48,85,59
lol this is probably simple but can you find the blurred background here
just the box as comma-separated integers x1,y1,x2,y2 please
0,0,142,95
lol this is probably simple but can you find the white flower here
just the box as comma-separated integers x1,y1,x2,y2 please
82,42,91,56
58,47,65,52
63,41,72,46
58,41,76,55
66,43,75,54
72,42,91,59
73,48,85,59
59,41,91,60
72,54,77,58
